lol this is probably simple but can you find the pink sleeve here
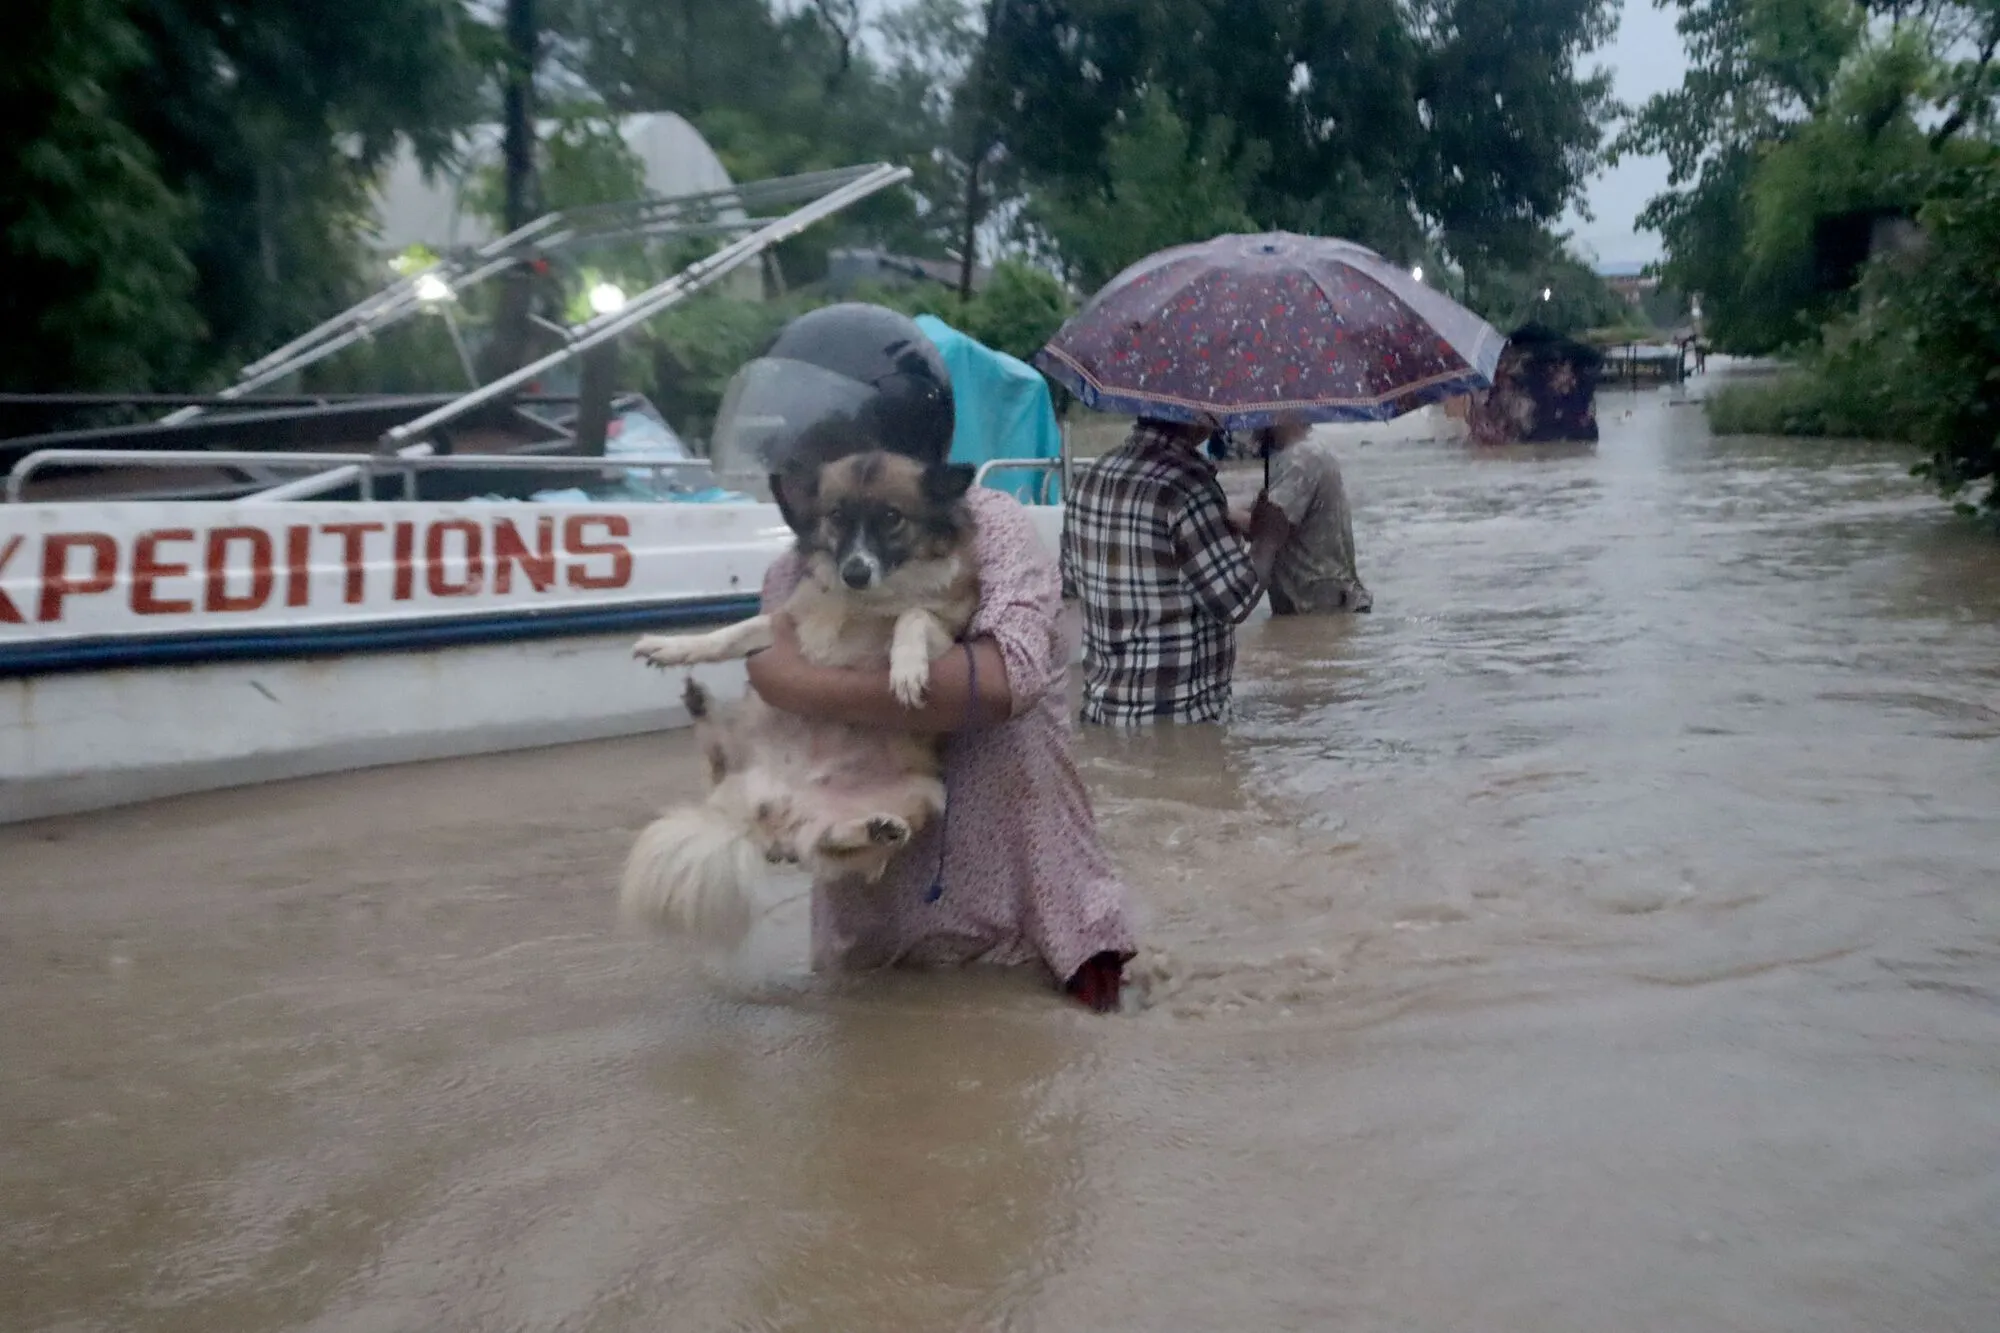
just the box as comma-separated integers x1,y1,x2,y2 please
760,550,804,612
964,491,1064,719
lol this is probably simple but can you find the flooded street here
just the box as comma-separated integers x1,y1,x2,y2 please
5,381,1999,1331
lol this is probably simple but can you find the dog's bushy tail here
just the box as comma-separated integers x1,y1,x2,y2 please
619,802,768,947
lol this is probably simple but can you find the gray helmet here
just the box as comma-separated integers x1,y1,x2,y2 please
709,304,956,498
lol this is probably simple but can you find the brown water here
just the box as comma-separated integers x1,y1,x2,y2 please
5,386,1999,1332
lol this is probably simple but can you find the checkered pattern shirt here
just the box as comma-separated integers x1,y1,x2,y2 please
1060,423,1264,725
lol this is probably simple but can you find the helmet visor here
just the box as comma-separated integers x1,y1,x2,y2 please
709,356,882,494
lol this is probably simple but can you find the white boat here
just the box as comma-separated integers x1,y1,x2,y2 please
0,163,1068,824
0,455,1063,825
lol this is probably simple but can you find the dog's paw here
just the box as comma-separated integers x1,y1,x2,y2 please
887,654,932,709
633,634,698,669
819,815,911,857
864,815,911,848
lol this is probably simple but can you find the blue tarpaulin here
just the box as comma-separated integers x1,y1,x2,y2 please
914,314,1062,503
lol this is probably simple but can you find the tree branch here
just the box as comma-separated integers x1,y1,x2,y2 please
1930,26,1998,150
811,0,857,92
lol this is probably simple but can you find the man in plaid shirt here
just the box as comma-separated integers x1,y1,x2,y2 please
1061,418,1286,725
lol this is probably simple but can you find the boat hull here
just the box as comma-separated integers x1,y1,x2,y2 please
1,497,1066,823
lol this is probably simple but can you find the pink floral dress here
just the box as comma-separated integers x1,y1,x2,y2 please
760,487,1137,983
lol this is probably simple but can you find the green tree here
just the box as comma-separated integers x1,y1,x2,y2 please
1615,0,1863,351
1463,245,1631,337
1790,155,2000,517
1,0,201,391
1408,0,1622,272
880,0,1021,298
1031,87,1267,288
955,259,1075,362
119,0,485,378
5,0,483,392
984,0,1617,275
1619,0,2000,351
551,0,938,286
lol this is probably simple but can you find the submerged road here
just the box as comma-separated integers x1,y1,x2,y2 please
5,380,1999,1331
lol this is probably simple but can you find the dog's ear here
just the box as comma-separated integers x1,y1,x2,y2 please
922,462,977,506
772,465,819,538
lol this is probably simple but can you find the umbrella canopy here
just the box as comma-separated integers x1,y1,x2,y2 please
1035,232,1504,429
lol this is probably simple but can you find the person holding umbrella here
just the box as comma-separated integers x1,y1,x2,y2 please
1037,231,1502,721
1060,414,1290,725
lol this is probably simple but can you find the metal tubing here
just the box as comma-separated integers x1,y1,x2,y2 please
5,448,714,505
164,165,892,429
380,164,912,449
242,442,435,504
237,212,561,380
971,457,1063,504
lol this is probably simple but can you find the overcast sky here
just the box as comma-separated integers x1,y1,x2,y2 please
1562,0,1688,265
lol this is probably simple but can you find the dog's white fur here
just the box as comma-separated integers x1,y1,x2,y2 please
619,521,978,947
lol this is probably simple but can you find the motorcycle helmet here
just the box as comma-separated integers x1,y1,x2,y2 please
708,303,955,517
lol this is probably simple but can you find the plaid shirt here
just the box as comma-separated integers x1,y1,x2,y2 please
1060,423,1264,725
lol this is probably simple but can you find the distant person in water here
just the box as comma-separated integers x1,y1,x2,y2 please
1248,418,1372,615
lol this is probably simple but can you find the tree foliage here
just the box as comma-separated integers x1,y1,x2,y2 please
4,0,484,392
985,0,1618,274
1463,244,1633,337
1030,88,1267,289
1,0,200,391
1622,0,2000,352
547,0,941,283
1654,0,2000,518
9,0,1623,400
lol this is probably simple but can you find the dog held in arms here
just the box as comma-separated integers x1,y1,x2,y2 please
619,448,981,944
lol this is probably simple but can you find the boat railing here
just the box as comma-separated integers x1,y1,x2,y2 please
378,164,911,452
972,458,1062,505
4,448,716,505
163,164,907,427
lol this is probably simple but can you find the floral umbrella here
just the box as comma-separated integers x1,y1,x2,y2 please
1034,232,1504,429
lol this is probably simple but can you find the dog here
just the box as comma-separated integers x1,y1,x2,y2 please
618,448,981,944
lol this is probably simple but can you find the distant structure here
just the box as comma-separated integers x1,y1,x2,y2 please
1812,207,1925,293
1594,260,1659,308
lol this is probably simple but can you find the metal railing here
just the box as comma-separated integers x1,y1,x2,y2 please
972,458,1063,505
243,442,434,503
4,448,717,505
163,164,906,427
156,212,566,426
381,163,913,450
8,448,1078,507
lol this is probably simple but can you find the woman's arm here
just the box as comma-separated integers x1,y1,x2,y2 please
744,613,1014,734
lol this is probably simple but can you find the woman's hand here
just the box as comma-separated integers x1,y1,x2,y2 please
743,611,1013,734
743,613,809,712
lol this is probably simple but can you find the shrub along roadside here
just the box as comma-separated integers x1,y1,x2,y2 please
1704,158,2000,527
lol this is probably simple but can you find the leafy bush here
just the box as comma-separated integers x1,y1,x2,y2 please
1703,367,1897,440
954,260,1074,365
1706,155,2000,524
1857,159,2000,520
637,264,1072,445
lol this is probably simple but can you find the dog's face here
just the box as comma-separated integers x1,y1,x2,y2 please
784,450,976,595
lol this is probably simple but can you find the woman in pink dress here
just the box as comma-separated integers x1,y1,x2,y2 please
716,303,1137,1011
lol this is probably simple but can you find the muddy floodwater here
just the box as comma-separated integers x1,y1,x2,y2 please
5,381,1999,1332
